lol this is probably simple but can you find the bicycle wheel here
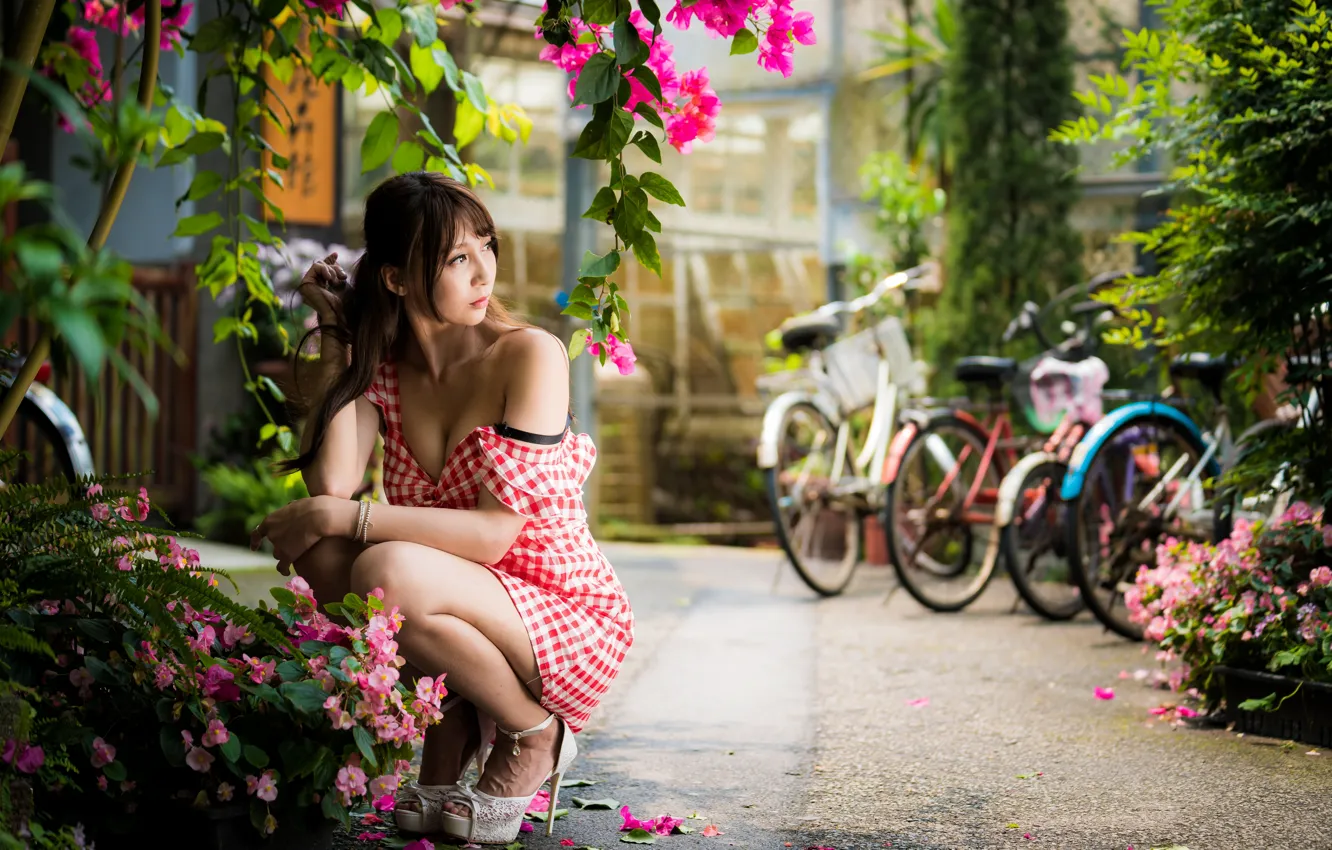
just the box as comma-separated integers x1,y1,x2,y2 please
1,396,79,500
764,402,860,596
883,413,1003,612
1066,414,1217,640
1002,459,1084,620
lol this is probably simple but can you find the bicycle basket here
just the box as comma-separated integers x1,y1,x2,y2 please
822,317,917,414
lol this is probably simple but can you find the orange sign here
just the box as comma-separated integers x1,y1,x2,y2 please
262,50,338,226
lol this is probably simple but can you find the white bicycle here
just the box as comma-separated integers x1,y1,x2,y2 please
755,263,937,596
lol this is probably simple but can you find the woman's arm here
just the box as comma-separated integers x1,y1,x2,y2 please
315,329,570,563
300,394,380,500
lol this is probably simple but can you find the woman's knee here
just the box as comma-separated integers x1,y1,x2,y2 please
349,541,418,603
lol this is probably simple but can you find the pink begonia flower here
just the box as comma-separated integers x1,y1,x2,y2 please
188,625,217,653
905,697,930,708
90,503,111,522
368,774,399,798
97,775,108,790
356,833,388,842
365,665,400,695
1093,687,1115,700
153,664,174,690
1309,566,1332,587
263,813,277,835
90,737,116,768
373,794,395,812
242,654,276,684
222,622,254,648
255,770,278,802
200,665,240,701
245,774,260,796
202,719,229,747
217,782,234,801
181,729,195,748
403,840,436,850
336,764,368,805
185,746,214,772
70,666,94,690
86,483,104,496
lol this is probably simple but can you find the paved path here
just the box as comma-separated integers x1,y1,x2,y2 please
217,543,1332,850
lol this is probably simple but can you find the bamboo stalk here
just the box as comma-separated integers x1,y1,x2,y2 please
0,0,58,156
0,0,162,437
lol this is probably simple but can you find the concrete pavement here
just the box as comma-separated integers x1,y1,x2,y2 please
214,542,1332,850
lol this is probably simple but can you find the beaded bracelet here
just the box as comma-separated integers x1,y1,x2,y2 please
356,499,374,544
354,499,369,544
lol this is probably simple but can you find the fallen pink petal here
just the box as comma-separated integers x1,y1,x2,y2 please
905,697,930,707
1023,833,1034,840
701,824,723,837
1177,706,1200,718
520,821,534,833
1093,687,1115,700
561,841,576,847
355,831,387,841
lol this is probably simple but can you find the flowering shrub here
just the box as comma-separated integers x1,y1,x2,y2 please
1126,504,1332,705
0,458,442,843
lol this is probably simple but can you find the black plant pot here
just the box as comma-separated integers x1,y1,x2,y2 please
1218,665,1332,748
97,804,335,850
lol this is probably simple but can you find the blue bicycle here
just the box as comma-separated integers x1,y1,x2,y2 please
1059,353,1318,639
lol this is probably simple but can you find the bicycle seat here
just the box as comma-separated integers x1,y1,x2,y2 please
779,314,840,352
955,356,1017,387
1169,353,1231,397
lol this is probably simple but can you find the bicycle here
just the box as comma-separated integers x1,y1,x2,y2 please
1060,352,1322,640
0,351,96,493
755,262,937,596
880,273,1133,613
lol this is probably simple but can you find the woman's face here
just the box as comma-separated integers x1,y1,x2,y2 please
396,229,497,327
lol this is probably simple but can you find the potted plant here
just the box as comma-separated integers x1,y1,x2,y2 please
0,453,444,847
1126,505,1332,746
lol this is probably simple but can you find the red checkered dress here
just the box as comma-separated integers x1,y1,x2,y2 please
363,360,633,733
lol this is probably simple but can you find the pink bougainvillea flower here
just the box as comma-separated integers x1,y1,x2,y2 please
403,840,436,850
1177,706,1199,718
90,737,116,768
217,782,234,801
520,821,535,833
905,697,930,707
561,841,576,847
373,793,395,812
527,788,550,814
587,333,638,375
302,0,347,17
701,824,723,837
653,815,685,835
1093,687,1115,700
791,11,816,45
356,833,387,842
185,746,214,773
1148,705,1171,716
620,805,653,831
1023,833,1034,840
15,744,44,774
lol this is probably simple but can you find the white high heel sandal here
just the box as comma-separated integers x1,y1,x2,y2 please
439,713,578,844
394,696,494,835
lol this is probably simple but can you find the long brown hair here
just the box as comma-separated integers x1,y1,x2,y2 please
283,172,530,473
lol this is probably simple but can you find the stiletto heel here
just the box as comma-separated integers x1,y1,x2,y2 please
440,713,578,844
546,772,563,837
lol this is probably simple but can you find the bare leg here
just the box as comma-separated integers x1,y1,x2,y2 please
349,542,563,813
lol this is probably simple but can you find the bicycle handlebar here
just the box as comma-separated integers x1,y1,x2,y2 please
809,262,939,320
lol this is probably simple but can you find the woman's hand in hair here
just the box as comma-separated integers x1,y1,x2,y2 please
299,252,348,324
250,494,354,575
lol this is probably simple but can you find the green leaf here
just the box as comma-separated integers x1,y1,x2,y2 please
392,141,426,174
368,8,402,45
173,212,223,237
567,328,591,359
410,42,445,94
631,131,662,163
243,745,270,768
527,808,568,823
613,18,645,66
633,103,664,130
572,797,619,809
614,187,649,243
321,790,345,825
579,250,621,278
621,828,656,844
220,733,242,763
582,0,626,25
639,0,662,32
275,659,305,682
454,99,485,149
361,111,399,173
582,187,618,222
629,66,662,103
184,170,223,202
102,759,127,782
435,45,461,91
730,27,759,55
639,172,684,206
353,725,379,768
160,726,185,767
573,53,620,107
401,4,438,47
461,71,489,113
607,108,634,155
191,15,240,53
1238,694,1277,712
632,230,661,276
563,302,595,320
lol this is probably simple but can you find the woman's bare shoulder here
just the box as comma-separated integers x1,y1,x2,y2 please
492,326,569,370
490,327,569,430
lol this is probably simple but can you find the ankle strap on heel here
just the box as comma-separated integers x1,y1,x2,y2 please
498,713,555,756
